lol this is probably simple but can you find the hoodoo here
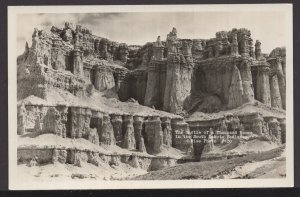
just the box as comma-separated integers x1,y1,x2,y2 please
17,22,287,180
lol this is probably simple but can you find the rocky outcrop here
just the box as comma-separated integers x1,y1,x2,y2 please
17,23,287,167
163,30,194,114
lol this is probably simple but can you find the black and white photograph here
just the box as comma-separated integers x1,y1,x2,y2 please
8,4,293,189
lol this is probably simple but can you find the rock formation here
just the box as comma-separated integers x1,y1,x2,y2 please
144,116,164,154
100,115,116,145
17,23,286,170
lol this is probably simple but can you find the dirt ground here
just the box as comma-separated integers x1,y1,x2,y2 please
133,145,286,180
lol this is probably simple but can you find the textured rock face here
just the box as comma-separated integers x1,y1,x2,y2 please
88,128,100,145
171,118,194,154
144,61,164,108
163,54,193,113
133,116,146,152
267,118,282,144
17,103,27,135
110,114,123,147
69,107,92,138
144,116,164,154
100,115,116,145
17,23,286,165
52,149,67,164
239,59,255,103
94,68,115,91
279,119,286,144
256,64,271,105
228,65,244,108
43,107,67,137
122,115,136,150
163,30,194,114
270,75,282,109
268,57,286,109
161,117,172,147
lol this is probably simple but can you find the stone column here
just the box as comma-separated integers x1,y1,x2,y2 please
282,58,286,79
159,64,167,108
228,65,244,108
144,61,160,108
100,114,116,145
73,49,84,77
276,58,286,109
231,30,239,56
57,105,68,138
255,40,262,60
240,59,255,103
249,38,254,58
119,43,129,64
118,73,130,101
256,64,271,106
161,117,172,147
70,107,91,139
270,74,282,109
133,115,146,152
182,39,193,57
114,69,126,92
239,33,249,57
144,116,163,154
122,115,136,150
268,57,285,109
110,114,123,147
135,71,147,104
252,113,264,135
163,54,181,113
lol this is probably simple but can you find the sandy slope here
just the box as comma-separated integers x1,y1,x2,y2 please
187,102,286,121
133,145,285,180
19,88,182,118
17,161,148,181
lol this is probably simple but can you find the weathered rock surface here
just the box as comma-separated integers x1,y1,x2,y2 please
144,116,164,154
228,65,244,108
100,115,116,145
17,23,286,171
122,115,136,150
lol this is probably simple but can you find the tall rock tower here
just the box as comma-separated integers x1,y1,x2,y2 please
163,28,194,114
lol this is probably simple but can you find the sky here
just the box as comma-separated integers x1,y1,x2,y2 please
16,11,288,55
